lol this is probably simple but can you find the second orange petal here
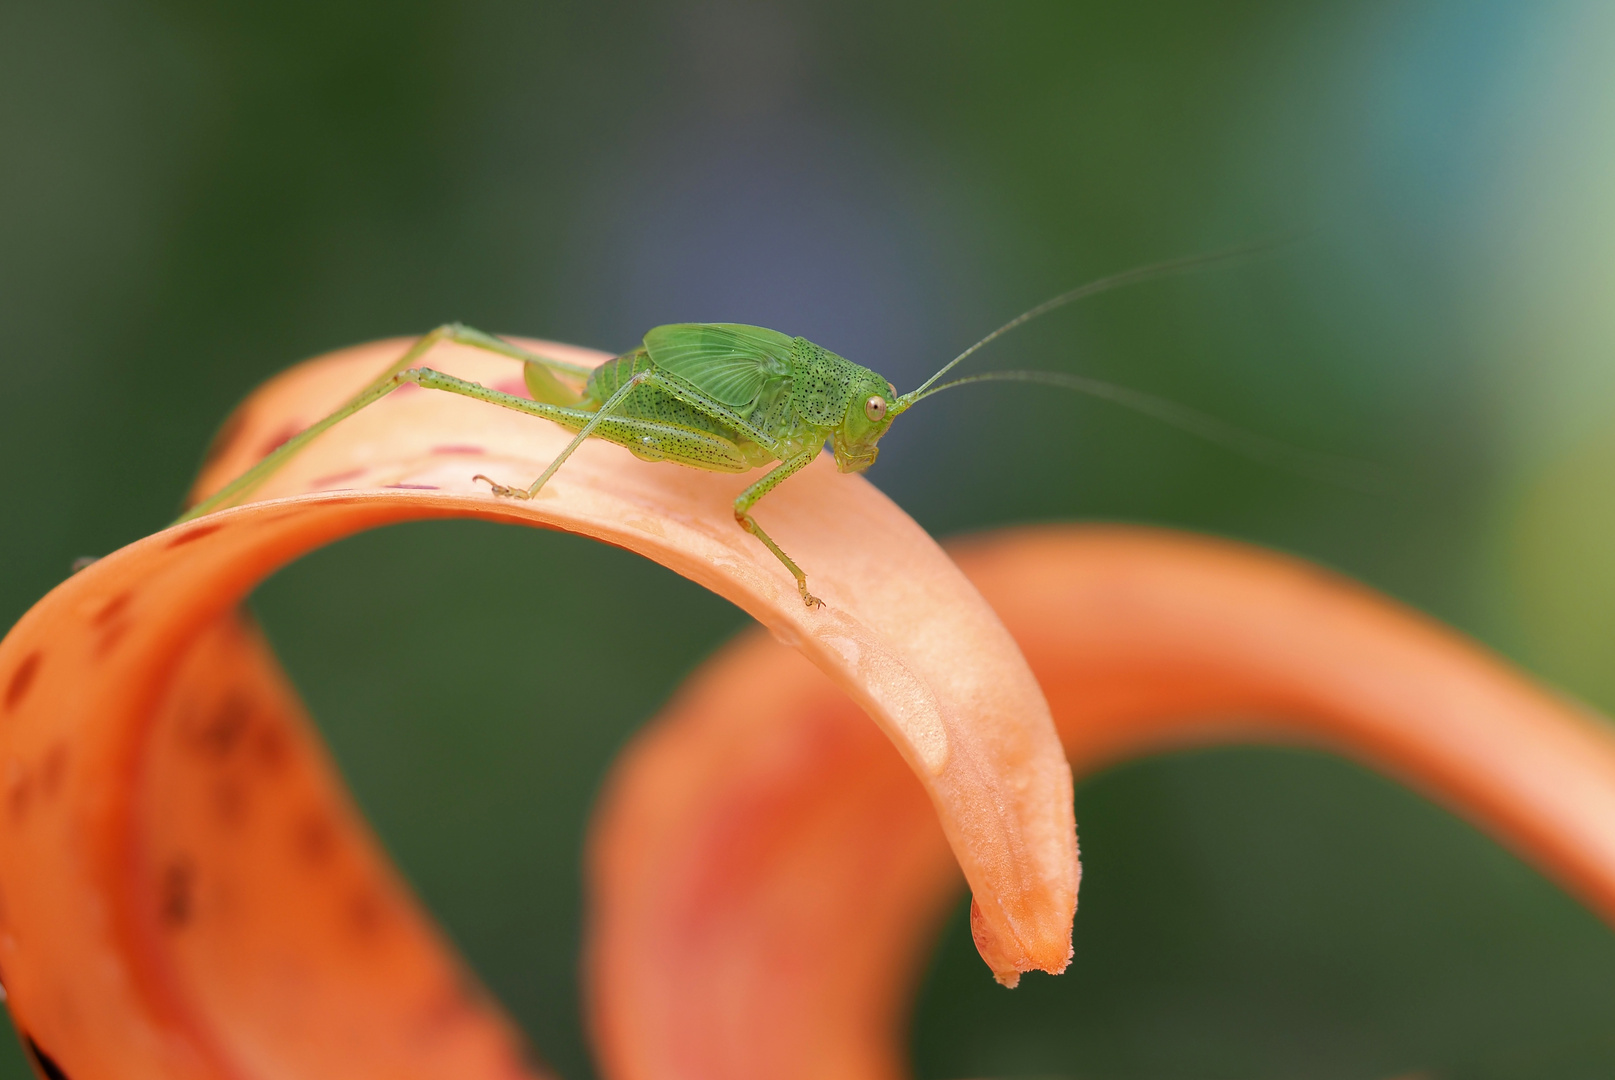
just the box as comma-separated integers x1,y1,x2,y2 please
585,524,1615,1080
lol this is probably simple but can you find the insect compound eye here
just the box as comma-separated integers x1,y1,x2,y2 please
864,395,888,422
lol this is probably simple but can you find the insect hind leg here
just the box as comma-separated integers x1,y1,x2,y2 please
442,323,589,405
178,323,593,523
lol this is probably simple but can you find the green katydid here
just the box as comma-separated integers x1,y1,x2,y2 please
180,241,1366,608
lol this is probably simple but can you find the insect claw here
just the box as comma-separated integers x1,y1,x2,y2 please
472,473,527,499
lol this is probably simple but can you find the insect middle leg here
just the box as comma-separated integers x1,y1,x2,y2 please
613,370,827,607
733,450,823,609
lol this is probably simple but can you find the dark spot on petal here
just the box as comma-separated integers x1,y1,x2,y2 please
167,522,225,548
251,723,290,774
211,779,247,826
24,1035,71,1080
200,405,250,472
189,692,252,758
294,811,335,867
310,467,366,487
417,976,474,1033
258,423,303,460
346,886,385,938
384,483,439,490
93,620,129,659
430,444,486,456
312,494,369,509
4,652,41,711
6,769,31,824
39,744,67,800
160,858,195,928
89,592,135,657
92,592,132,627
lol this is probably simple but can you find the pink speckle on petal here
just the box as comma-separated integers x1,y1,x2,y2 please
384,483,440,490
430,445,486,456
258,424,303,460
493,378,529,398
311,468,366,487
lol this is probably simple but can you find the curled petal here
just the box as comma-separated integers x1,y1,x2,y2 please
585,524,1615,1080
0,339,1074,1078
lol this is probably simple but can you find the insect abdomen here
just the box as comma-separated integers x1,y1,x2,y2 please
604,417,753,471
582,351,768,470
585,352,713,425
584,351,654,402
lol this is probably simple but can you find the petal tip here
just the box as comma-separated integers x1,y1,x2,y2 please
970,891,1076,987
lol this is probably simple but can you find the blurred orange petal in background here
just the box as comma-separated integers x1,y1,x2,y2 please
586,526,1615,1080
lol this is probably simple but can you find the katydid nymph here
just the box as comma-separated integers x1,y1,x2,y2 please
180,242,1358,608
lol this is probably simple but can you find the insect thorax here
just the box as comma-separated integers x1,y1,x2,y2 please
789,338,862,428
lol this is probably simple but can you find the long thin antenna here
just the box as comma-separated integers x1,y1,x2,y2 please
894,236,1294,409
910,369,1386,493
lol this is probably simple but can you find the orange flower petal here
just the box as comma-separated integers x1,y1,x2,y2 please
0,339,1076,1078
585,524,1615,1080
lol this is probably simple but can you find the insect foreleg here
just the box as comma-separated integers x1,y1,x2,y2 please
473,371,650,499
733,449,822,608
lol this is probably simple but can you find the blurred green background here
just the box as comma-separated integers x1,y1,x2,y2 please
5,2,1615,1077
